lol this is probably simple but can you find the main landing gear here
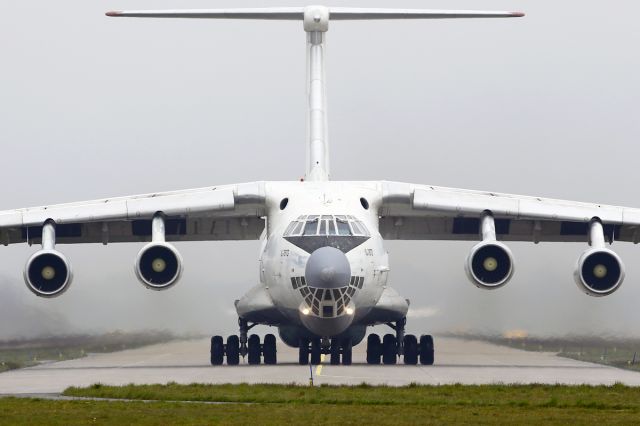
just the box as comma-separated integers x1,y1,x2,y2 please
211,318,277,365
298,337,353,366
366,317,434,365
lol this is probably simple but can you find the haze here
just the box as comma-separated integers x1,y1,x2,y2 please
1,0,639,339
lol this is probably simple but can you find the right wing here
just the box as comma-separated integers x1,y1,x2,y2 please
0,182,266,246
378,181,640,243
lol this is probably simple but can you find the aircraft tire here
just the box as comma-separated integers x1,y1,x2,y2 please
298,338,310,365
310,338,322,365
382,334,397,365
330,338,341,365
403,334,418,365
210,336,224,365
248,334,261,365
419,335,435,365
226,335,240,365
263,334,277,365
366,334,381,364
341,338,353,365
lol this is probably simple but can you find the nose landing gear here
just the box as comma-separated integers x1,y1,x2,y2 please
298,337,353,365
365,317,434,365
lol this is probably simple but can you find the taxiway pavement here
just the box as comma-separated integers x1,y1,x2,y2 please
1,337,640,394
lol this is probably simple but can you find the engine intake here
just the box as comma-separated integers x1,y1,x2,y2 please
465,241,514,289
24,249,73,298
574,248,624,297
135,242,183,290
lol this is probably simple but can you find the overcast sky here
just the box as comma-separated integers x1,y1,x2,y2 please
1,0,639,340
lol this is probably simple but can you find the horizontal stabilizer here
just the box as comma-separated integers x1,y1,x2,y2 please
106,8,524,20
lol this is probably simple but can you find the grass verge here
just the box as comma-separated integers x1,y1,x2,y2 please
63,382,640,409
0,383,636,425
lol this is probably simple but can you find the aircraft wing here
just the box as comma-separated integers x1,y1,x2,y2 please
378,181,640,243
0,182,266,245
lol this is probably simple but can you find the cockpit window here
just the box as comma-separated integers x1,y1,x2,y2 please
336,219,352,236
327,220,336,235
351,222,362,235
284,215,370,237
303,219,319,236
292,222,304,235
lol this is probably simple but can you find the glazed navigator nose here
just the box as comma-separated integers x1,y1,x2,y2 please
305,246,351,289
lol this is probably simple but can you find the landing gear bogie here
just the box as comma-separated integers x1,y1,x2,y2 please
210,318,278,365
365,317,435,365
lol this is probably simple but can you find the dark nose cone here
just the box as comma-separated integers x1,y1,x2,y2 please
305,246,351,289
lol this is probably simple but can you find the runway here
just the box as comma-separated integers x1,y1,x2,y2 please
2,336,640,394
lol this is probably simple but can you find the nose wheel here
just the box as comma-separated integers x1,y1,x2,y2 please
365,317,434,365
298,337,352,365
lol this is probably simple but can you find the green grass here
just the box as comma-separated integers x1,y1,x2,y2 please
63,382,640,409
0,331,175,373
0,383,636,425
5,397,640,425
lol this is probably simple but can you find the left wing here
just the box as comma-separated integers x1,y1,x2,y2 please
378,181,640,244
0,182,266,246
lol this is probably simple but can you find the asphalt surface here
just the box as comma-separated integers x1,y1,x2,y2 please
1,337,640,394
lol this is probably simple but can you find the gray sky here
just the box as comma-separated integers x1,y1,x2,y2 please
1,0,639,339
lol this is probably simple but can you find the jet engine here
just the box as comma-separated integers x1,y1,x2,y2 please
24,221,73,298
465,240,514,289
134,213,182,290
574,248,625,297
24,249,73,298
465,212,514,289
134,242,183,290
574,219,625,297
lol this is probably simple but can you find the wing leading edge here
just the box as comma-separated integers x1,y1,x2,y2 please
0,182,266,246
379,181,640,243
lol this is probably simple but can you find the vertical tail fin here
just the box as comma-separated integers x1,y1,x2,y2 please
107,6,524,181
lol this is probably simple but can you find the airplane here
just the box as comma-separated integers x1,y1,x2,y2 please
3,5,636,366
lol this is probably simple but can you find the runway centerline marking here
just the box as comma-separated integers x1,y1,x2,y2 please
316,355,326,376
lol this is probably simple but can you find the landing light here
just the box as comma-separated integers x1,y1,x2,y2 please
301,307,310,316
345,307,354,315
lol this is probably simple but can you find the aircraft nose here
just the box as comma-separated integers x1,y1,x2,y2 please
305,246,351,289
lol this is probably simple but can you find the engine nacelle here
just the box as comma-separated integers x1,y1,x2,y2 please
24,249,73,298
134,242,183,290
574,248,625,297
465,241,514,290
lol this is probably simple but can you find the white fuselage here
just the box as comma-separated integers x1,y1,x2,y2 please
248,182,390,337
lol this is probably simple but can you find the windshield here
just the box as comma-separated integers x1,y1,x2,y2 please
284,215,370,237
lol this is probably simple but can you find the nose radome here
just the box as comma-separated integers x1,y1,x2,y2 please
305,246,351,289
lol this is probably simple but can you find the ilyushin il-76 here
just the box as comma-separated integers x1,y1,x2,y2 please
5,6,636,366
